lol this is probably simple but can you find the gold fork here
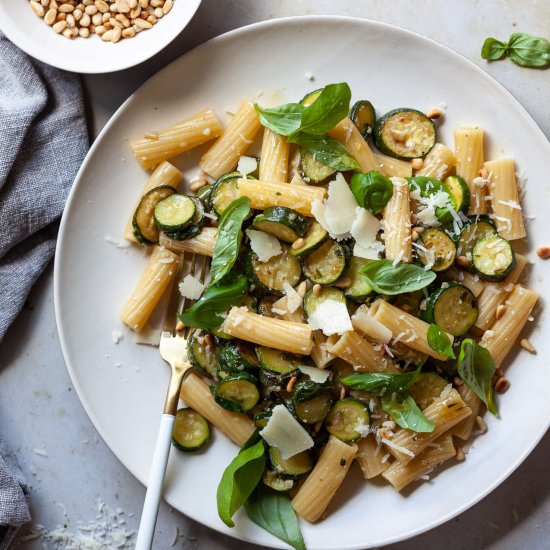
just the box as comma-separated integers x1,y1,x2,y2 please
135,252,208,550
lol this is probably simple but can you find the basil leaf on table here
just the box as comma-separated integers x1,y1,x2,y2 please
350,171,394,214
359,259,436,295
290,133,360,171
381,394,435,433
427,323,456,359
178,275,249,330
481,33,550,68
481,37,508,61
457,338,498,416
210,197,250,285
254,103,304,136
341,367,420,395
244,485,306,550
216,439,266,528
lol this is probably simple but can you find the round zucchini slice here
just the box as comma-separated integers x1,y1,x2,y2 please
257,295,279,317
257,347,300,375
408,373,449,410
269,447,313,477
472,234,515,281
209,171,254,217
187,331,218,378
163,196,206,241
442,176,470,215
300,148,336,185
196,183,213,207
290,221,328,258
457,216,496,257
252,206,310,243
247,244,302,294
350,100,376,138
293,389,332,424
262,470,295,492
300,88,323,106
303,239,349,285
303,286,346,318
154,194,196,232
133,185,176,245
216,340,260,380
374,108,436,160
345,257,373,302
214,372,260,413
325,398,370,442
416,228,456,272
172,408,210,452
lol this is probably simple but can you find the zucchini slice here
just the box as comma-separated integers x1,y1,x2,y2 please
345,257,373,302
290,221,328,258
196,183,213,205
209,171,254,217
300,148,336,184
424,283,478,336
154,194,196,232
350,100,376,138
216,340,259,380
303,286,345,318
300,88,323,106
416,228,456,272
269,447,313,477
457,216,496,257
214,372,260,413
293,380,333,424
303,239,350,285
187,331,218,378
472,233,516,281
374,108,436,160
408,373,449,410
172,408,210,452
247,244,302,294
164,196,206,241
257,295,279,317
442,176,470,214
252,206,310,243
325,398,370,442
263,470,295,492
133,185,176,245
257,347,300,375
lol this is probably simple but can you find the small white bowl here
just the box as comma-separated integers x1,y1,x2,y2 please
0,0,201,74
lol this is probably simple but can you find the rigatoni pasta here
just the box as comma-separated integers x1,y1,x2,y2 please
383,177,412,263
259,127,290,183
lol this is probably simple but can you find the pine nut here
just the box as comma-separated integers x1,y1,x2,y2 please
79,12,91,25
92,12,102,24
59,3,75,12
411,158,423,170
494,377,510,394
66,13,76,26
79,26,90,36
495,304,507,320
520,338,536,354
101,28,114,40
536,246,550,259
133,17,152,28
154,7,163,18
146,15,157,24
426,108,443,120
286,376,297,393
73,8,82,20
162,0,173,14
44,8,57,24
313,284,322,296
95,24,106,34
139,0,149,7
96,0,109,12
30,0,46,17
62,27,74,38
56,12,66,21
52,20,67,32
84,4,97,14
40,0,50,6
116,13,130,26
189,179,208,192
121,26,135,38
475,416,488,433
117,0,130,12
456,255,470,268
111,26,122,42
128,0,138,7
291,238,305,250
456,447,465,461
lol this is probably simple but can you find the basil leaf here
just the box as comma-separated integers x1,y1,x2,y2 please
381,394,435,433
341,367,420,395
178,275,249,330
359,260,436,295
427,323,456,359
290,133,360,171
210,197,250,285
507,33,550,68
290,82,351,138
254,103,304,136
350,171,394,214
216,439,266,528
407,176,455,224
244,485,306,550
457,339,498,416
481,37,508,60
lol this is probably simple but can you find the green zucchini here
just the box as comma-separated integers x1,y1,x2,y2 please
262,470,295,492
290,221,328,258
408,176,454,225
154,194,196,232
257,347,300,395
472,233,516,281
164,196,206,241
196,183,213,205
300,148,336,185
303,239,349,285
187,331,218,378
209,171,254,217
257,295,279,317
325,398,370,442
252,206,310,243
408,373,449,410
300,88,323,107
424,283,478,336
133,185,176,245
350,100,376,138
457,216,496,257
247,244,302,294
269,447,313,477
215,340,259,380
172,408,210,452
214,372,260,413
374,108,436,160
416,228,456,272
292,381,332,424
345,257,373,302
303,286,346,318
442,176,470,214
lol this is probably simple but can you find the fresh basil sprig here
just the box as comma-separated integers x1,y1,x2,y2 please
482,33,550,68
291,134,359,171
216,439,266,527
341,367,420,395
457,339,498,416
244,485,306,550
350,171,394,214
178,275,249,330
255,103,304,136
381,394,435,433
427,323,456,359
360,260,436,295
210,197,250,285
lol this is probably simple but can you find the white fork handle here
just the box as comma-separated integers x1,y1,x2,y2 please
135,414,175,550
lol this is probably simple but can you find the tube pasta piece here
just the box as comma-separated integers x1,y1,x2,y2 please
327,331,401,374
386,388,471,464
159,227,217,257
356,434,390,479
480,284,538,367
368,299,454,360
291,436,357,522
484,158,526,240
236,177,326,217
199,101,262,179
259,127,290,183
327,117,379,172
124,162,183,243
373,152,412,178
180,373,255,446
450,384,482,441
415,143,456,181
474,253,528,331
444,267,486,297
119,246,179,332
131,109,222,170
310,332,338,369
222,306,313,355
382,433,456,491
383,177,412,263
454,127,486,215
351,305,392,344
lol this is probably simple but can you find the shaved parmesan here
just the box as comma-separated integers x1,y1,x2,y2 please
351,206,384,259
260,404,314,459
237,156,258,175
307,299,353,336
352,305,392,343
298,365,330,383
246,229,282,262
283,282,302,313
178,275,205,300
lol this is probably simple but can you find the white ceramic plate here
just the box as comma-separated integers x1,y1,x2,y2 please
55,16,550,549
0,0,201,73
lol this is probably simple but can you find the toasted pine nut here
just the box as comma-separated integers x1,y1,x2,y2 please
291,238,305,250
312,284,321,296
426,108,443,120
339,386,346,400
456,255,470,268
59,3,75,12
520,338,536,354
496,304,507,320
537,246,550,259
494,376,510,394
189,179,208,192
286,376,297,393
411,158,423,170
456,447,465,461
121,26,135,38
78,26,90,37
296,281,307,298
133,17,152,28
44,8,57,24
476,416,488,433
30,0,46,16
52,20,67,32
163,0,173,14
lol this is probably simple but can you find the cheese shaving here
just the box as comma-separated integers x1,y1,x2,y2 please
178,274,205,300
245,229,282,262
307,300,353,336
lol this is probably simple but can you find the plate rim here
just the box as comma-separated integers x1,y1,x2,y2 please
54,14,550,549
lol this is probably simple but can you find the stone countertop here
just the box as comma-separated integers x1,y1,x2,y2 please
1,1,549,548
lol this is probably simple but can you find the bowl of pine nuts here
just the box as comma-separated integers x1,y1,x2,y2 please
0,0,202,73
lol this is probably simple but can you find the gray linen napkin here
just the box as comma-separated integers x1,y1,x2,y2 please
0,31,88,546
